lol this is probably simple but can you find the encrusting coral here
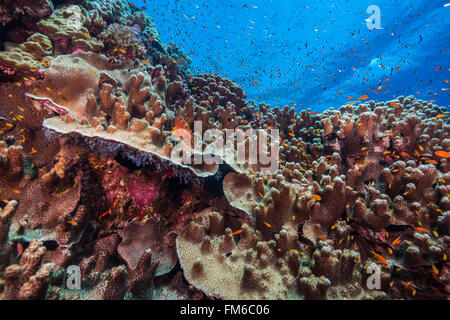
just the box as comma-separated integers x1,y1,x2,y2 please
0,0,448,301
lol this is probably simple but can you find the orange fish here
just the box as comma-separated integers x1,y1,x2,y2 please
347,96,354,99
388,102,401,108
435,150,450,158
141,60,149,64
430,286,439,293
312,194,322,201
429,99,436,103
423,158,438,165
370,249,388,265
400,152,410,157
67,220,78,226
358,95,369,100
16,243,23,256
264,222,272,228
232,229,243,236
98,209,111,221
415,227,429,233
113,197,119,208
435,114,446,119
392,236,401,246
172,116,193,148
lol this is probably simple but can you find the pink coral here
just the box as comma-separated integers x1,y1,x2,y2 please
126,178,159,208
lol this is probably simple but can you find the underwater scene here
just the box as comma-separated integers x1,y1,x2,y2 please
0,0,448,302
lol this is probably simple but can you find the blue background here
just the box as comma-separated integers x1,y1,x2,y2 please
131,0,449,112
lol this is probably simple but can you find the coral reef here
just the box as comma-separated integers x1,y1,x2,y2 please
0,0,448,302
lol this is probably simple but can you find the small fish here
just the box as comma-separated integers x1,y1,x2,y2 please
392,236,401,246
388,102,401,108
141,60,149,64
264,222,272,228
435,150,450,158
113,197,119,208
358,95,369,100
432,264,439,275
67,220,78,226
400,152,410,157
17,243,23,256
232,229,243,236
430,286,439,293
312,194,322,201
415,227,429,233
0,118,15,132
435,114,446,119
370,249,388,265
98,209,111,221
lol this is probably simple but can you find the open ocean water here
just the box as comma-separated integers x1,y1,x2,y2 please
138,0,450,111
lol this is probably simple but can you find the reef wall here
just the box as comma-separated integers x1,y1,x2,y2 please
0,0,448,300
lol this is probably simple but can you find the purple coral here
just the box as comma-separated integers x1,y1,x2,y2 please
126,178,159,208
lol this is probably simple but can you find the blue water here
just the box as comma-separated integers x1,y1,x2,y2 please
133,0,449,112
